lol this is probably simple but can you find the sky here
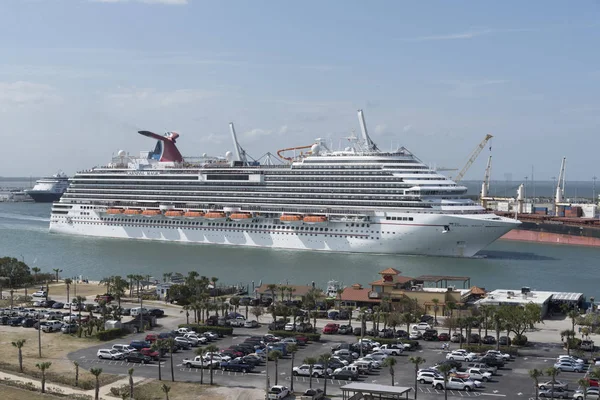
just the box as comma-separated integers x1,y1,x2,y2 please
0,0,599,181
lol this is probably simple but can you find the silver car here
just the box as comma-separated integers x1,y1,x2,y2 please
553,361,584,372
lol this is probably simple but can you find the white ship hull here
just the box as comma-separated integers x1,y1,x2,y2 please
49,209,517,257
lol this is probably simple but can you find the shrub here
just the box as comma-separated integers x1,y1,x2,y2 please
96,328,126,341
512,335,528,346
462,344,519,356
268,330,321,342
178,324,233,336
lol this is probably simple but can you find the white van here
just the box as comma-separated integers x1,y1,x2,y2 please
130,307,149,316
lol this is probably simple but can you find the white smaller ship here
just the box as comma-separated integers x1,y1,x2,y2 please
25,172,69,203
326,280,343,299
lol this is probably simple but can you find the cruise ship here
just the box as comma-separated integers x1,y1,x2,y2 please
49,111,519,257
25,172,69,202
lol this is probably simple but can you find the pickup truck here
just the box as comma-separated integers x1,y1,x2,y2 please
464,368,492,382
432,377,476,391
182,356,219,369
372,344,404,356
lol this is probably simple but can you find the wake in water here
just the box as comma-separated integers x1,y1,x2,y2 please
0,212,50,223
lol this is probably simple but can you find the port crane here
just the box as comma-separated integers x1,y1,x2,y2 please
554,157,567,215
480,155,492,209
453,134,493,183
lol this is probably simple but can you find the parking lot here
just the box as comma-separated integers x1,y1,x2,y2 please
63,318,599,399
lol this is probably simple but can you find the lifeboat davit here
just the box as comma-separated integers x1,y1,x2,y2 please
184,211,205,218
205,211,226,220
141,209,161,217
165,210,184,218
303,215,328,224
280,214,303,224
106,208,123,215
123,209,142,216
230,212,252,220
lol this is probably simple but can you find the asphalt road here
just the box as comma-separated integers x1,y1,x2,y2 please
67,321,593,399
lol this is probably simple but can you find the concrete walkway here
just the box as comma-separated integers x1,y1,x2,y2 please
0,370,151,399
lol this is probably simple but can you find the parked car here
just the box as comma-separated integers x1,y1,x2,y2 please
97,349,124,360
125,352,152,364
417,370,441,384
395,330,409,339
220,360,254,373
21,318,36,328
409,330,422,340
52,302,65,309
338,325,353,335
422,329,439,341
130,340,152,350
437,332,450,341
482,335,496,344
573,388,600,400
267,385,290,400
413,322,431,331
244,320,259,328
300,388,325,400
538,388,568,398
32,291,47,298
331,369,359,381
42,320,63,333
451,333,465,343
498,336,511,346
140,348,160,361
322,323,339,334
537,380,568,390
353,327,363,336
293,364,325,377
61,323,78,333
446,350,477,362
554,361,584,372
432,376,475,391
148,308,164,317
112,344,136,354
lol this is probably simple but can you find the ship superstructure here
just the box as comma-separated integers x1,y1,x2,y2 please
26,172,69,202
49,111,519,257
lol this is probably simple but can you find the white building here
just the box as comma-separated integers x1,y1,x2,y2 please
476,288,553,317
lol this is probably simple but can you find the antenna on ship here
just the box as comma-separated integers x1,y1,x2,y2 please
357,109,379,152
229,122,248,165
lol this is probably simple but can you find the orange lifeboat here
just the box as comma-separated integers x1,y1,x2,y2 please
165,210,184,218
184,211,205,218
280,214,303,223
141,209,161,217
123,209,142,216
106,208,123,215
205,211,226,219
303,215,328,224
230,212,252,220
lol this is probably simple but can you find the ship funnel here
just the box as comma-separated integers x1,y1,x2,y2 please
229,122,248,164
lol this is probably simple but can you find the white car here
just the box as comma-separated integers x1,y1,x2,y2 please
244,320,259,328
202,353,230,363
293,364,324,377
184,333,207,345
465,368,492,382
432,376,476,391
372,344,404,356
32,291,47,298
486,350,511,360
413,322,431,331
410,331,422,339
537,380,568,390
41,320,63,333
368,351,389,361
228,317,246,327
553,361,584,372
334,349,359,359
358,338,380,347
284,323,295,331
446,350,477,361
97,349,124,360
417,371,441,384
63,314,80,322
359,356,382,368
112,344,136,354
267,385,290,400
557,355,584,364
573,387,600,400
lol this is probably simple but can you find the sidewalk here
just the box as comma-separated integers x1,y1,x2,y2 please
0,370,150,399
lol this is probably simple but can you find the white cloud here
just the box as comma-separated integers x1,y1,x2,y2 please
374,124,387,135
440,79,509,98
403,124,413,132
243,125,289,140
0,81,62,111
91,0,187,4
402,28,534,42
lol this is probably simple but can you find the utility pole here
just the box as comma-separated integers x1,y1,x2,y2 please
265,349,270,400
38,314,42,357
139,295,144,333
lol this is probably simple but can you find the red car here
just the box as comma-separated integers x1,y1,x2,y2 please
94,294,114,303
437,333,450,341
140,348,160,361
295,335,309,345
223,348,244,358
145,334,158,343
322,323,339,334
589,378,599,387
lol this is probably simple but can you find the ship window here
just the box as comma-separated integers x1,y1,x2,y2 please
386,217,390,220
409,217,413,221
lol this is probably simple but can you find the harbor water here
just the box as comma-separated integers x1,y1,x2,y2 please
1,202,599,299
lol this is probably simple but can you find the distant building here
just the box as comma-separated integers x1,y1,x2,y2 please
340,268,471,313
476,288,584,318
155,282,175,300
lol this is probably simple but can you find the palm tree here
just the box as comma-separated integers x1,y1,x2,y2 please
161,383,171,400
409,356,426,399
210,276,218,303
287,343,298,392
36,362,52,393
529,368,543,400
52,268,62,282
436,362,453,400
229,296,240,314
431,298,440,324
64,278,73,303
112,276,129,307
278,285,287,303
126,274,135,297
152,340,168,381
577,377,591,400
269,350,283,385
567,310,580,332
32,267,41,283
73,361,80,387
303,356,318,389
128,368,135,399
205,344,219,385
251,305,264,323
561,329,576,355
90,367,103,400
383,356,398,386
195,347,207,384
74,295,86,322
318,353,332,395
267,283,278,304
11,339,26,372
545,366,560,400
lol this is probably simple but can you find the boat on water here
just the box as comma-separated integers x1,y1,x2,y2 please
25,172,69,203
49,111,519,257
